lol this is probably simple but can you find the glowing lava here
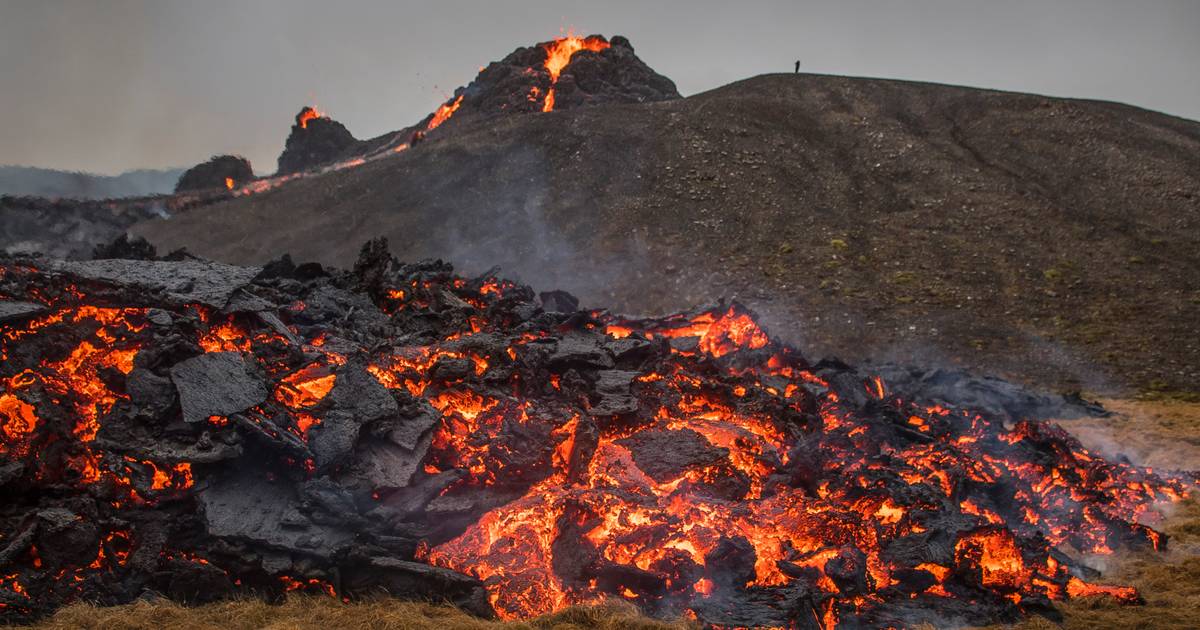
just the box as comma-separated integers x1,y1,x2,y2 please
427,95,464,131
297,106,324,129
2,258,1193,628
540,34,611,112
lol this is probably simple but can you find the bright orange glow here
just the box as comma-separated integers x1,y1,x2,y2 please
297,107,324,129
955,529,1031,591
604,324,633,339
427,95,464,131
199,320,251,353
1066,576,1140,604
0,394,38,455
279,576,337,598
275,369,336,409
150,462,194,491
224,177,234,190
0,261,1187,625
539,34,611,112
543,35,609,83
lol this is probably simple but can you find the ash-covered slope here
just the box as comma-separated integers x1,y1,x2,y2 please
132,74,1200,397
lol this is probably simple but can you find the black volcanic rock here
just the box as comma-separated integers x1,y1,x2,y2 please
616,428,729,484
0,300,45,324
276,107,361,175
458,34,680,115
174,155,253,193
170,352,268,424
92,234,157,260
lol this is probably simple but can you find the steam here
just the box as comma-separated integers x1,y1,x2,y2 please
433,144,653,312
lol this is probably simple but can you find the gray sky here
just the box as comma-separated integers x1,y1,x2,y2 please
1,0,1197,175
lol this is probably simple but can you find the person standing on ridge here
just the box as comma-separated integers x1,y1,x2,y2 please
794,59,801,73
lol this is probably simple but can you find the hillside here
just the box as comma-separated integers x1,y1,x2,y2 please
131,73,1200,395
0,165,182,198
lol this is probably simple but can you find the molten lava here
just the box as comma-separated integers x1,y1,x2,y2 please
297,106,324,129
0,394,38,454
414,302,1191,623
1,258,1194,627
539,34,611,112
427,95,464,131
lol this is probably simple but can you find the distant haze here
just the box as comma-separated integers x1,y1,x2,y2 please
1,0,1197,175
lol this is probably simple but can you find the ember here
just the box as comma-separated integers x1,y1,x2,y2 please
0,240,1193,627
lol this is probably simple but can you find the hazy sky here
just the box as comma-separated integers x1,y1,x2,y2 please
2,0,1197,175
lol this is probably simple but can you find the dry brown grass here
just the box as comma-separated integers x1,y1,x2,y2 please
31,599,690,630
1054,398,1200,471
975,400,1200,629
25,401,1200,630
982,497,1200,630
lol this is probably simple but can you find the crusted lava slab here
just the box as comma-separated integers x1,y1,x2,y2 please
0,239,1194,627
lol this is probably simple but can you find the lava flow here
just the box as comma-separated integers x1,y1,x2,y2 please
540,34,611,111
419,305,1190,626
0,248,1194,628
427,95,464,131
296,106,325,129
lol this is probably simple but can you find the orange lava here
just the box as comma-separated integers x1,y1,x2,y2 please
427,95,464,131
0,394,38,455
275,368,337,409
297,107,324,129
419,303,1191,623
539,34,610,112
2,263,1192,626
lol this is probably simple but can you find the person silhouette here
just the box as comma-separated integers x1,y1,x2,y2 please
794,60,801,73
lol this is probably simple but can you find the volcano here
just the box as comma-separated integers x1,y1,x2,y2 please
0,240,1193,627
233,34,679,178
127,70,1200,402
4,36,1197,400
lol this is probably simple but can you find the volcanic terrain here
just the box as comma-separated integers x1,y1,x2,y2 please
0,241,1194,628
2,33,1199,628
127,68,1199,400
